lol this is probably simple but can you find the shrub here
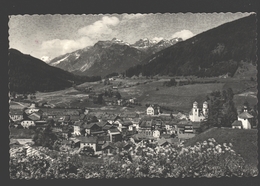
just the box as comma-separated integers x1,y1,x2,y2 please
9,138,258,179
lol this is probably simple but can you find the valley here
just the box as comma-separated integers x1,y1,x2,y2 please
23,72,257,114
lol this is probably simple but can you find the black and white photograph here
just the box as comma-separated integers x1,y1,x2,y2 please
8,12,258,179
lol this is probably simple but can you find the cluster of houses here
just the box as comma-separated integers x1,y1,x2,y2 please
10,100,255,155
9,101,211,153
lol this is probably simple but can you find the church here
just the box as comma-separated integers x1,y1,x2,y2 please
189,101,208,122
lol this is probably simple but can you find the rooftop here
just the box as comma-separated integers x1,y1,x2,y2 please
238,112,254,119
76,136,98,143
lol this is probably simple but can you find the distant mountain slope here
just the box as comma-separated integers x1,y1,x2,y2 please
125,14,257,77
9,49,101,94
48,38,182,77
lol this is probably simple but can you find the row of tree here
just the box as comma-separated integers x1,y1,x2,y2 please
206,88,237,128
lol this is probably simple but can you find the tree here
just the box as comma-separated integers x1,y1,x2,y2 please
206,88,237,128
32,124,58,149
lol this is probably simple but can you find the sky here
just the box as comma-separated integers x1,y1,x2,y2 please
9,13,252,61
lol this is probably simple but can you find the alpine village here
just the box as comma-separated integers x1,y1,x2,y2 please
9,14,258,179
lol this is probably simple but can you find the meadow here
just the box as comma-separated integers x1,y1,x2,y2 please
30,74,257,114
184,127,258,167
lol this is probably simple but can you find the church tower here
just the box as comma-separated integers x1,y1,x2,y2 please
192,101,199,121
202,101,208,117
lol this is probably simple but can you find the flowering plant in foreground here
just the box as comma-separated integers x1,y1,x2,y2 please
9,138,258,179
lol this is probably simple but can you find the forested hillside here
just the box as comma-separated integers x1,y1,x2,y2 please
125,14,257,77
9,49,101,93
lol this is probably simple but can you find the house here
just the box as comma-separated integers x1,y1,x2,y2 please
69,115,80,122
128,98,137,104
232,120,243,129
97,121,111,129
76,136,98,152
109,77,115,81
9,109,23,122
103,97,118,106
146,104,161,115
102,141,116,155
191,122,201,134
102,124,117,132
176,112,188,120
84,123,102,136
131,118,141,131
189,101,208,122
106,115,121,124
138,120,160,138
27,111,42,121
153,130,160,138
73,121,85,136
41,108,80,118
107,128,122,142
35,120,48,128
57,115,71,125
79,114,86,121
122,120,134,131
184,125,194,133
237,108,254,129
25,103,40,115
84,113,99,123
21,120,35,129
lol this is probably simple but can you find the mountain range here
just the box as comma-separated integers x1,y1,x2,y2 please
9,49,101,94
125,14,257,77
48,37,182,77
9,14,257,94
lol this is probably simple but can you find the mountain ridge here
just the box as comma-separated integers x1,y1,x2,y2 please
48,37,182,77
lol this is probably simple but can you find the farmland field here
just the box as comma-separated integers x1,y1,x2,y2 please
32,75,257,113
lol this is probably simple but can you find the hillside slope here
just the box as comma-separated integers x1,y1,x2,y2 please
9,49,101,94
125,14,257,77
184,127,258,166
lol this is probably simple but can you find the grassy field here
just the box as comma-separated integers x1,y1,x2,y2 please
184,127,258,167
9,128,35,139
32,75,257,114
119,81,225,112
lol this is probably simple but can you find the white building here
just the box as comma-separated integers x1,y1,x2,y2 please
189,101,208,122
147,105,160,115
21,120,35,129
237,108,253,129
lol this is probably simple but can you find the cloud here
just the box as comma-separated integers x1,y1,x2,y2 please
152,37,164,42
171,30,194,40
40,16,120,58
78,16,119,39
122,13,144,20
41,36,93,58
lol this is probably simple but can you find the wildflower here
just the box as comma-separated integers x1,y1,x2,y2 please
209,142,214,147
122,164,127,168
229,143,233,147
223,143,227,147
183,148,189,153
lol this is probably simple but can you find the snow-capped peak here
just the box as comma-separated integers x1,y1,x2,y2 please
41,56,51,63
111,38,130,45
